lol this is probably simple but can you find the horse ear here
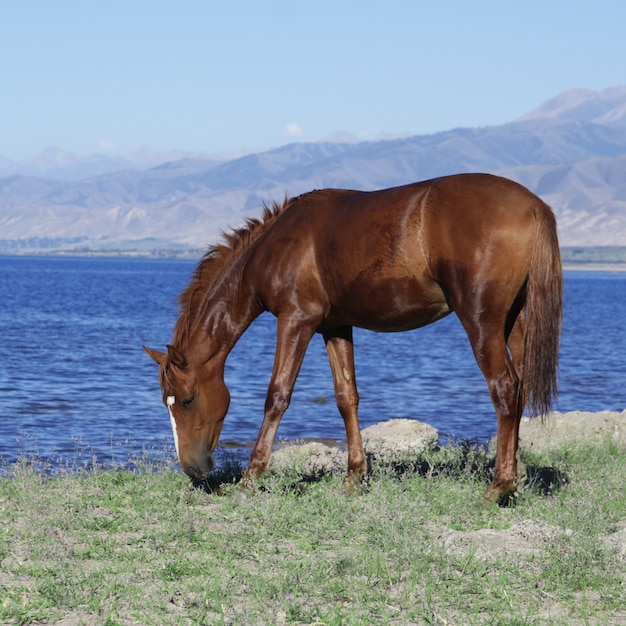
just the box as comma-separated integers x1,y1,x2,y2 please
166,344,188,369
143,346,167,365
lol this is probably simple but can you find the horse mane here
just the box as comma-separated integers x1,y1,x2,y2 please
171,196,293,348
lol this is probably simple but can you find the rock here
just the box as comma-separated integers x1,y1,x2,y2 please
270,418,439,476
362,418,439,461
517,410,626,453
271,442,347,475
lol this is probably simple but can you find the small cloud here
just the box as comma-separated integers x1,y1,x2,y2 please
282,122,304,138
98,139,116,152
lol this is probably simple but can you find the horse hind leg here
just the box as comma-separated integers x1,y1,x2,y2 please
483,336,523,503
323,327,367,488
505,310,528,487
461,312,524,504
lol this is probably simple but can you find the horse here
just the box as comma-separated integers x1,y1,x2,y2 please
145,173,562,503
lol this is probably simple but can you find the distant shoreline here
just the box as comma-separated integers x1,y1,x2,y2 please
562,263,626,272
3,255,626,272
0,240,626,264
2,249,626,271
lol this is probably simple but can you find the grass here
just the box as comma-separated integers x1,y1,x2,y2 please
0,438,624,625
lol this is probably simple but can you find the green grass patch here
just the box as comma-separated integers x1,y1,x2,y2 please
1,440,624,625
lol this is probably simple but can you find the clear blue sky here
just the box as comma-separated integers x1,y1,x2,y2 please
2,1,625,160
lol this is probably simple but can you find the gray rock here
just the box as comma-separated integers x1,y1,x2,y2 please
270,418,439,476
271,442,347,475
489,410,626,454
362,418,439,461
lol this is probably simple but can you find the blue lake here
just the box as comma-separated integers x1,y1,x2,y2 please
1,256,624,470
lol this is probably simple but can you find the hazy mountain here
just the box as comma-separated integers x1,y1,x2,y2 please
518,85,626,127
2,86,626,252
0,146,223,181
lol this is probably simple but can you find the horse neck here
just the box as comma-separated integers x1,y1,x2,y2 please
182,259,262,365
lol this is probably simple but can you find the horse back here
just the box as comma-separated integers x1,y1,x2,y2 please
246,174,549,331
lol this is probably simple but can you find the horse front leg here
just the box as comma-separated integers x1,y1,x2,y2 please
323,327,367,489
240,314,316,491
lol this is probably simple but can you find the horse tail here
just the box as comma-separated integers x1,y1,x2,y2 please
520,202,563,419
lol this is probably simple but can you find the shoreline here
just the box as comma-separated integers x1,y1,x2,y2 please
3,252,626,272
2,410,623,477
563,263,626,272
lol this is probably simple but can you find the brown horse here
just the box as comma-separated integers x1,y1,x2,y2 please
145,173,562,502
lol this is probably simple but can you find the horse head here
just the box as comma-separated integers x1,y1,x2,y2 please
143,344,230,481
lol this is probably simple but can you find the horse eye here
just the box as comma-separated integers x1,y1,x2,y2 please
181,395,196,410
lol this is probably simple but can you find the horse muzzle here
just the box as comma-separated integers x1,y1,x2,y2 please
180,452,215,481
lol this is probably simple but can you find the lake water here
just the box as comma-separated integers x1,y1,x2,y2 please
1,256,624,471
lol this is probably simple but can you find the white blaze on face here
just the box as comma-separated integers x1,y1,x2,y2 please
166,396,180,460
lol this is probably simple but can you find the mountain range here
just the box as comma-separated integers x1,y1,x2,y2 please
2,86,626,253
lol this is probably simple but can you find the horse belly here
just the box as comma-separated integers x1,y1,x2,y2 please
326,275,451,332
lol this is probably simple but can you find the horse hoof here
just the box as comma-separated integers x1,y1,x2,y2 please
232,475,257,501
342,481,361,496
232,484,254,502
482,485,517,507
480,491,500,507
342,472,367,495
